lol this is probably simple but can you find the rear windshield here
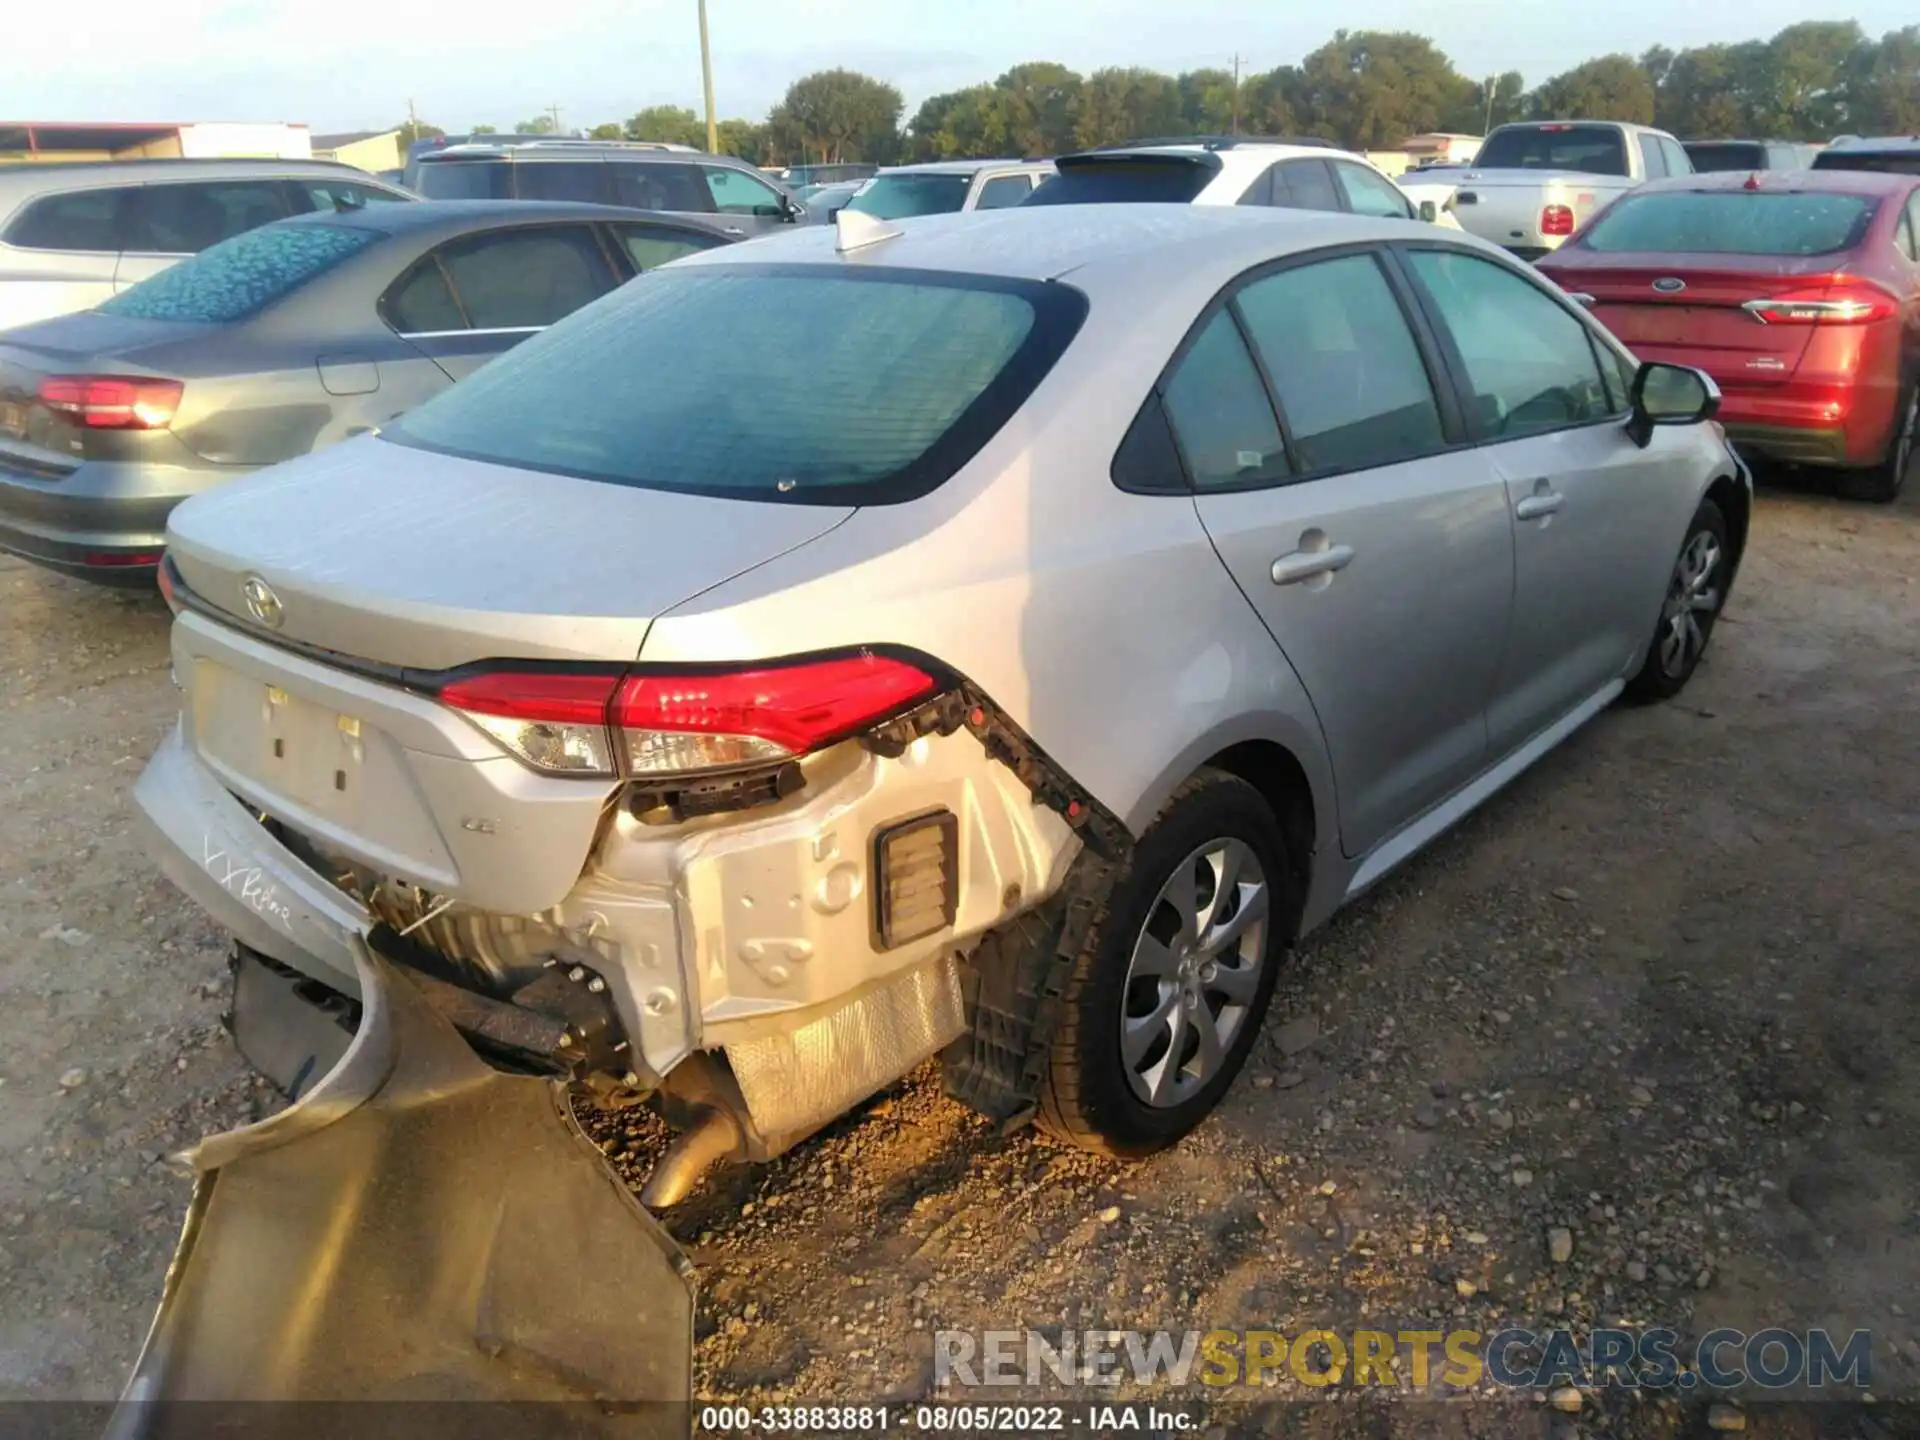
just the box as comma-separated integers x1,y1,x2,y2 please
1026,159,1215,205
96,222,377,323
1579,191,1876,256
1812,149,1920,176
416,160,515,200
1683,143,1766,173
386,264,1089,504
845,174,972,220
1474,125,1629,177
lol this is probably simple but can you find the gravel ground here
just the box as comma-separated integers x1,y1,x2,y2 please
0,474,1915,1438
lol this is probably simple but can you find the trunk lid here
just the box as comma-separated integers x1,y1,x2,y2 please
0,314,208,475
165,436,855,671
1544,253,1847,388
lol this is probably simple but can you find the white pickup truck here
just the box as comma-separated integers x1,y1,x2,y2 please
1419,120,1693,259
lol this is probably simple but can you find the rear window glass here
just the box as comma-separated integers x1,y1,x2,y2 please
1811,149,1920,176
845,174,972,219
1027,160,1214,205
5,188,129,251
1683,143,1766,173
1474,125,1629,177
98,223,376,323
416,160,514,200
1580,191,1876,256
386,264,1088,505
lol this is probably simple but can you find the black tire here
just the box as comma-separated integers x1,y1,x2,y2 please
1625,497,1731,703
1836,377,1916,504
1037,768,1296,1158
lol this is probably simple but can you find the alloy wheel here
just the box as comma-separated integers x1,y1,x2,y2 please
1658,527,1723,679
1119,838,1270,1108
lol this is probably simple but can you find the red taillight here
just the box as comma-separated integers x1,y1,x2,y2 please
1540,204,1576,237
1741,281,1897,326
155,557,181,611
38,375,183,429
437,653,941,778
82,550,163,568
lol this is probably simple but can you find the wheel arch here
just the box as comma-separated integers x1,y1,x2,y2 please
1705,468,1751,579
1201,740,1317,942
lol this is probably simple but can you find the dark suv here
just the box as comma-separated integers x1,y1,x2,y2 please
414,141,807,236
1682,139,1821,172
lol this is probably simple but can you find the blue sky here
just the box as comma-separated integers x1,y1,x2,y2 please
11,0,1913,134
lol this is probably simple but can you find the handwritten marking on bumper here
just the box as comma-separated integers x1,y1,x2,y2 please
201,835,295,932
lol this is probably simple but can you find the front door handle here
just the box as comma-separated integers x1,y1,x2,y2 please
723,226,747,236
1515,491,1565,520
1271,541,1355,586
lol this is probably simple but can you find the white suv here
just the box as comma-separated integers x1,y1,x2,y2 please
1027,135,1462,228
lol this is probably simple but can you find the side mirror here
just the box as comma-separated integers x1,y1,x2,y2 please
1417,199,1438,223
1626,361,1720,448
781,195,807,223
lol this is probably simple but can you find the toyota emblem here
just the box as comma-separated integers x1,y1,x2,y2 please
241,575,284,630
1652,277,1687,294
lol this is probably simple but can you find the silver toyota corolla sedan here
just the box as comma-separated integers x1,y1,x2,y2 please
135,204,1751,1188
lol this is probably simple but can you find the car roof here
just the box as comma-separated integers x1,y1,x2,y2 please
670,202,1490,287
419,142,722,164
279,198,730,239
0,156,393,195
874,160,1051,176
1823,135,1920,152
1635,169,1917,196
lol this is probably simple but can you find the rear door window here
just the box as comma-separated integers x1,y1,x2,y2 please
1271,160,1342,212
1405,249,1615,440
1160,310,1288,489
4,187,131,251
612,223,725,272
296,179,407,213
125,181,296,254
382,260,465,333
1236,166,1275,207
1659,136,1691,175
435,225,617,329
98,222,377,323
1898,195,1920,262
701,165,787,216
610,162,714,213
512,162,609,203
1637,135,1668,179
1235,253,1446,473
1331,161,1412,219
975,174,1034,209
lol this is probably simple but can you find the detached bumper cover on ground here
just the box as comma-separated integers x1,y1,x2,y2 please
108,943,695,1434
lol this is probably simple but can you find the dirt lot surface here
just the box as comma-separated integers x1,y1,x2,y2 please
1,477,1915,1437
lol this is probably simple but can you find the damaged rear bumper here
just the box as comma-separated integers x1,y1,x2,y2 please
109,942,694,1431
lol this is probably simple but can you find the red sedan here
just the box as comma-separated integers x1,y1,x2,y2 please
1539,169,1920,501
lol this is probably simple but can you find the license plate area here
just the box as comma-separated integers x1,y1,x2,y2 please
192,659,374,824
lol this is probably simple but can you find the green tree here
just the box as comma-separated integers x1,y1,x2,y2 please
777,69,903,163
906,85,1011,159
397,118,444,147
1846,25,1920,134
1656,44,1750,137
587,122,623,140
1527,54,1656,124
514,114,560,135
1176,68,1241,134
1289,31,1472,148
1750,21,1864,135
1241,66,1305,135
1074,67,1182,148
715,118,768,163
470,123,499,135
992,62,1083,154
624,104,704,147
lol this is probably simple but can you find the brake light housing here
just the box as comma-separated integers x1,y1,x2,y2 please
1741,280,1897,326
38,375,183,429
436,652,945,780
1540,204,1576,237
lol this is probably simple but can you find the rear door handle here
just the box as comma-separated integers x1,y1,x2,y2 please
1270,542,1355,586
1515,491,1564,520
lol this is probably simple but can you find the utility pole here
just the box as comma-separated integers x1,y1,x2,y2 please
1230,53,1244,136
699,0,719,153
406,96,418,140
1484,76,1496,135
549,103,563,136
